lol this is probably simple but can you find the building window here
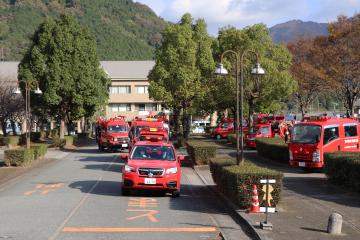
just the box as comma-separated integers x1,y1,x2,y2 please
145,103,157,111
110,86,131,94
109,104,131,112
136,85,148,94
135,104,146,111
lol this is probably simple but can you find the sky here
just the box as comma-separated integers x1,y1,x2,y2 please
135,0,360,35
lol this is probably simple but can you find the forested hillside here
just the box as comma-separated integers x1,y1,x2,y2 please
0,0,167,60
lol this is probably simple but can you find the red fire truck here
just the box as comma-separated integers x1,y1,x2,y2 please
245,123,274,148
289,116,360,169
96,116,130,151
213,118,249,140
139,127,169,143
129,117,167,150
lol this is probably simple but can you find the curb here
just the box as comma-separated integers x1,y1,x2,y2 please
193,165,268,240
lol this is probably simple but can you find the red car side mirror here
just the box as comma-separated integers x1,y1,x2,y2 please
121,154,128,160
177,155,185,161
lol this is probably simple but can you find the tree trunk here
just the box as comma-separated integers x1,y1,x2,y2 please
172,108,181,137
10,120,17,136
247,98,255,127
1,121,7,137
60,119,65,139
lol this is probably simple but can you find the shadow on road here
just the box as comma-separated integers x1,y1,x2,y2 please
69,180,122,196
83,163,123,173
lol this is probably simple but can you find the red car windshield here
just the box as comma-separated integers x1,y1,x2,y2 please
130,145,175,161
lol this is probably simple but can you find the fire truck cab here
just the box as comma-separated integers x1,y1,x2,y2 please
139,127,169,143
245,123,273,149
97,116,130,152
289,117,360,169
129,118,166,150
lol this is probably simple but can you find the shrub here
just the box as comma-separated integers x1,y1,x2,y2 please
324,152,360,192
4,148,34,166
4,136,20,146
256,137,289,163
49,129,59,139
51,137,66,148
77,132,89,139
227,134,236,145
30,132,42,142
64,135,76,146
31,143,48,159
210,156,283,209
204,126,215,134
209,155,236,184
40,131,48,140
186,140,217,165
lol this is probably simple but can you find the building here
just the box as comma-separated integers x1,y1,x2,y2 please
101,61,161,120
0,61,161,121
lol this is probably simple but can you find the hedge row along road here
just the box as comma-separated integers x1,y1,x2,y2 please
0,145,252,240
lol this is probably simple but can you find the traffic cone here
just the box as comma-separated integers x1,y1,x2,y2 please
249,185,260,213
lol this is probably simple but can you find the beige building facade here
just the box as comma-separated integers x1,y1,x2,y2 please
101,61,161,120
0,61,161,123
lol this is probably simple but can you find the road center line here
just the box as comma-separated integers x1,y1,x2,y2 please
48,154,117,240
63,227,218,232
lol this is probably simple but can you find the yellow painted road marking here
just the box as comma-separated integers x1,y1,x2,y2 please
127,209,159,222
24,183,64,196
63,227,218,232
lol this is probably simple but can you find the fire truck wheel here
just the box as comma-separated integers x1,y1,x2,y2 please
216,135,221,140
171,190,180,198
98,143,105,152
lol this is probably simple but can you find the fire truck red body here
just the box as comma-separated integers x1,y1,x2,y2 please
213,118,249,139
96,116,130,151
129,118,167,150
289,117,360,169
139,127,169,143
245,123,274,148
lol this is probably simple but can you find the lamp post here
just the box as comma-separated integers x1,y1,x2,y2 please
214,49,265,165
13,80,42,149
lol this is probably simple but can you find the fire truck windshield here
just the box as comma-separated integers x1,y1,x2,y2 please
130,145,175,161
107,125,127,133
291,124,321,144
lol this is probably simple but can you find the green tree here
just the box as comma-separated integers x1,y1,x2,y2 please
215,25,296,125
148,13,214,138
18,14,110,139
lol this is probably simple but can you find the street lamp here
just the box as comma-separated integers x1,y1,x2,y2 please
13,80,42,149
214,49,265,165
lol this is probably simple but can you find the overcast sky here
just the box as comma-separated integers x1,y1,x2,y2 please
135,0,360,35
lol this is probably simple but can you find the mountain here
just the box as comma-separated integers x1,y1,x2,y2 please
270,20,328,44
0,0,167,60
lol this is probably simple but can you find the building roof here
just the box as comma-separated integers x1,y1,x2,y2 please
0,61,155,81
100,61,155,80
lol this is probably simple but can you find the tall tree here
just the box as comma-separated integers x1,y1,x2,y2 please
18,14,110,139
215,25,296,126
148,13,214,138
288,39,327,118
314,15,360,116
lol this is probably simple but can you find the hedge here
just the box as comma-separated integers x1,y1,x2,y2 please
4,148,34,167
210,156,283,209
324,152,360,192
256,137,289,163
64,135,76,146
77,132,89,139
30,132,42,142
227,134,236,145
4,136,20,146
186,140,217,165
51,137,66,148
31,143,48,159
49,129,60,139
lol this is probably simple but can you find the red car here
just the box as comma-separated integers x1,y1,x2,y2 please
121,140,184,197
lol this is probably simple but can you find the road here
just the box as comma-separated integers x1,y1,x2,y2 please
0,145,253,240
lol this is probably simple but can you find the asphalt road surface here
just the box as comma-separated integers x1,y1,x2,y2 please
0,145,252,240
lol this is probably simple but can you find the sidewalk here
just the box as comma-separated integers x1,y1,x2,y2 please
195,138,360,240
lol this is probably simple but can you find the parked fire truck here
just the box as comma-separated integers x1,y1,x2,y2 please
245,123,274,148
289,116,360,169
213,118,249,140
129,117,168,150
96,116,130,152
139,127,169,143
